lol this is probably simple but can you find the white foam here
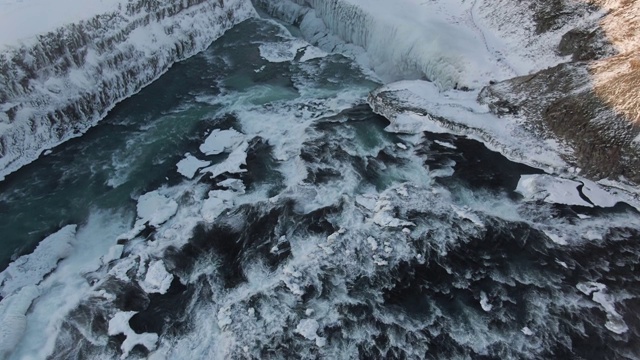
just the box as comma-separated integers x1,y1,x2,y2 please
201,190,236,223
480,291,493,312
295,318,326,347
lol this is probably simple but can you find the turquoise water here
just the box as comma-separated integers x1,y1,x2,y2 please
0,19,374,269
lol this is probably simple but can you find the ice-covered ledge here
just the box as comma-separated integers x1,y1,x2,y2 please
0,0,256,181
368,80,640,209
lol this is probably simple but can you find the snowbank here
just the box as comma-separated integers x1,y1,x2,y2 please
0,225,76,297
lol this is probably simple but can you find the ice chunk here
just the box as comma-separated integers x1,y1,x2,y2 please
451,205,484,227
176,154,210,179
543,230,568,245
516,175,592,207
521,327,534,336
577,282,628,334
200,142,249,178
367,237,378,251
580,179,619,208
139,260,173,295
108,311,158,359
434,140,457,149
0,225,75,297
355,194,377,211
199,129,244,156
136,191,178,227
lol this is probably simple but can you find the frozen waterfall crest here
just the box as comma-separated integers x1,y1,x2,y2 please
253,0,498,88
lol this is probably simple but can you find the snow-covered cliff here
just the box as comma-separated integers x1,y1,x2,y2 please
0,0,255,181
256,0,640,186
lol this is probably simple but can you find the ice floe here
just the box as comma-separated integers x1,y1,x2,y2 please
176,154,210,179
139,260,174,295
577,282,628,334
108,311,159,358
199,129,245,156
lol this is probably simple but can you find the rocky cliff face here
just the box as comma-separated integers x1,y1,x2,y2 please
0,0,255,180
479,0,640,183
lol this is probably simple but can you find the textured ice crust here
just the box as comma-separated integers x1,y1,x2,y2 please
0,0,256,181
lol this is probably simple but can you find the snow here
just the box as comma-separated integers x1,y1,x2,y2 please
0,286,39,358
0,0,256,182
176,154,210,179
516,175,592,207
108,311,159,359
577,282,628,334
200,142,249,178
139,260,174,294
516,174,624,208
199,129,245,156
0,0,122,48
0,225,76,297
136,191,179,227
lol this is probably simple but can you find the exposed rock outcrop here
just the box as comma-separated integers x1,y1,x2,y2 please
480,0,640,183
